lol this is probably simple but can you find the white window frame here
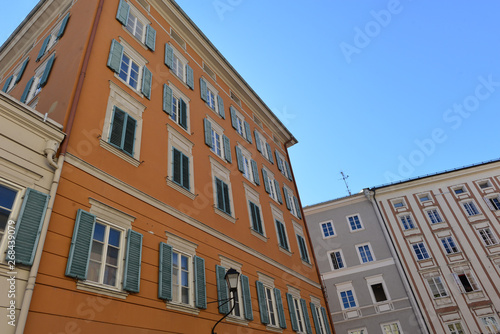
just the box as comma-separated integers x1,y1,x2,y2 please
288,287,306,334
446,321,465,334
392,199,406,209
477,180,492,190
124,4,149,43
233,108,247,138
210,156,235,221
412,242,431,261
426,275,448,298
336,282,358,310
244,183,266,239
328,249,346,270
426,208,443,224
238,144,254,183
170,45,187,83
478,227,499,246
480,316,500,334
167,124,195,198
0,181,24,257
398,213,415,230
311,297,327,334
485,195,500,211
255,130,269,160
205,79,220,114
320,221,336,239
264,168,279,203
115,38,148,94
452,268,480,293
5,58,28,93
168,82,190,132
284,185,299,217
440,236,460,255
258,273,279,328
418,193,431,202
207,118,226,159
26,58,51,102
453,186,466,195
365,275,390,303
462,200,480,216
356,242,375,263
347,214,364,232
381,321,403,334
275,150,291,179
348,329,367,334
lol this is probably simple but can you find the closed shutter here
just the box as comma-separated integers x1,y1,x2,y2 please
223,135,232,163
256,281,269,324
244,121,252,143
222,182,231,215
217,95,225,119
251,160,260,185
275,180,283,204
173,148,182,185
275,150,283,171
194,256,207,309
230,106,237,129
116,0,130,25
65,209,96,279
107,39,124,73
301,299,313,334
36,36,50,61
321,307,332,334
158,242,173,300
284,187,291,210
241,275,253,320
262,169,270,193
186,64,194,90
215,178,224,212
2,76,13,92
286,293,298,331
145,25,156,51
20,77,34,103
200,78,207,102
8,189,49,265
179,98,187,129
310,303,321,334
39,54,55,87
204,118,213,147
235,146,244,172
294,196,302,219
266,143,274,164
182,152,189,189
110,107,125,148
141,66,152,100
57,13,70,39
123,229,143,293
254,130,262,152
15,57,30,84
216,265,230,314
163,84,173,115
275,288,287,329
164,44,174,68
122,115,136,155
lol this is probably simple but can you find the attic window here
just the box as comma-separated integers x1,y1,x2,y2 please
230,91,241,106
254,115,263,129
454,187,465,195
203,63,216,81
479,181,491,189
170,29,186,49
273,135,281,147
136,0,150,12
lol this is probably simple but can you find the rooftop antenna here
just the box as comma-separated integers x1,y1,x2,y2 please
340,171,352,196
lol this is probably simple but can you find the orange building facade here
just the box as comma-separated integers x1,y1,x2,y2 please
0,0,332,333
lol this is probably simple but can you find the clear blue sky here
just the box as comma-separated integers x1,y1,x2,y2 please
3,1,500,206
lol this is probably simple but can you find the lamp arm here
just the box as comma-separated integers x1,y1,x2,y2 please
211,295,237,334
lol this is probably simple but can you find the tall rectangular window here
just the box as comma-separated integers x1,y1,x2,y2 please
357,244,374,263
276,220,289,250
265,286,278,327
488,197,500,210
119,54,140,89
382,322,401,334
249,201,263,235
126,10,145,40
479,228,498,246
413,242,430,260
297,234,310,263
463,201,480,216
427,209,443,224
172,54,185,81
321,221,335,238
0,185,17,243
348,214,363,231
427,276,448,298
400,214,415,230
447,322,465,334
172,148,190,190
441,236,459,254
454,271,480,293
340,290,357,309
109,108,136,156
329,251,345,270
215,177,231,215
293,297,305,332
172,251,190,304
481,317,500,334
88,222,123,287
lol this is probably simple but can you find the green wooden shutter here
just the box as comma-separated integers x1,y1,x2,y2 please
194,256,207,309
123,229,143,293
251,159,260,185
254,130,262,152
145,25,156,51
141,66,152,100
200,78,207,101
123,115,136,155
241,275,253,320
173,148,181,185
222,182,231,215
266,143,274,164
107,39,124,73
217,95,225,119
223,135,232,163
186,64,194,90
20,77,34,103
321,307,331,334
2,76,13,92
116,0,130,25
256,281,269,324
204,119,212,147
216,265,230,314
15,57,30,84
39,54,55,87
230,106,237,129
215,178,224,212
275,180,283,204
36,36,50,61
275,150,283,172
163,84,173,115
284,187,291,210
65,209,96,279
275,288,287,329
182,152,189,189
262,169,270,193
179,98,187,129
109,107,125,147
294,196,302,219
298,235,309,262
57,13,70,39
235,146,244,172
285,161,293,181
244,121,252,143
158,242,173,300
286,293,298,331
301,299,313,334
310,303,321,334
8,189,49,265
164,44,174,68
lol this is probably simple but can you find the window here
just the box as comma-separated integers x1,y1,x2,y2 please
262,169,281,204
486,196,500,210
172,148,190,190
254,130,274,164
426,209,443,224
163,83,189,131
2,57,29,93
478,228,498,246
204,118,231,162
329,250,345,270
256,276,286,329
441,236,459,254
211,128,222,157
200,78,224,116
419,194,431,202
0,184,18,244
236,145,259,184
172,53,185,81
210,157,234,221
371,283,388,302
347,214,363,231
340,290,357,309
310,301,329,334
119,54,140,90
215,177,231,215
165,44,194,89
109,107,136,156
171,250,191,304
275,150,292,180
454,187,465,195
381,322,402,334
125,8,145,41
447,322,465,334
480,316,500,334
265,286,278,326
292,297,306,332
320,221,335,238
21,54,55,103
275,220,289,251
230,106,253,143
479,181,491,189
463,201,480,216
393,200,405,208
216,260,252,321
399,214,415,230
357,244,374,263
349,329,367,334
413,242,430,260
296,233,310,263
249,201,264,235
35,12,69,61
116,1,155,50
284,186,301,218
427,276,448,298
453,270,480,293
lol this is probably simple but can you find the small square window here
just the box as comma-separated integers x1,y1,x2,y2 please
479,181,491,189
393,200,405,208
419,194,430,202
454,187,465,195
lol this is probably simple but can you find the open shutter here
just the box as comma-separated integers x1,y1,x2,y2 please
286,293,299,331
266,143,274,164
65,209,96,279
275,288,287,329
122,115,136,155
321,307,332,334
194,256,207,309
275,150,283,171
110,107,125,147
223,182,231,215
123,230,143,293
39,54,55,87
285,161,293,181
223,135,232,163
216,265,230,314
230,106,237,129
310,303,321,334
235,146,244,172
186,64,194,90
251,160,260,185
262,169,270,193
182,153,190,190
284,187,291,210
164,44,174,68
116,0,130,25
484,197,495,210
173,148,182,185
36,36,50,61
275,180,283,204
141,66,152,100
179,98,187,130
241,275,253,320
200,78,207,102
244,121,252,143
145,25,156,51
163,84,172,114
254,130,262,152
204,119,213,147
15,57,30,84
256,281,269,324
107,39,124,73
301,299,313,334
57,13,70,39
294,196,302,219
158,242,173,300
2,76,13,92
452,273,466,293
217,95,225,119
20,77,34,103
8,189,49,265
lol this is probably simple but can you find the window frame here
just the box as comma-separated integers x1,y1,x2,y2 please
167,125,194,197
399,213,415,230
356,243,375,263
124,5,149,43
480,316,500,334
294,223,311,264
453,269,480,293
0,181,24,256
328,249,346,270
446,322,465,334
25,58,51,102
168,83,190,131
381,321,403,334
426,208,443,224
462,200,480,216
365,275,390,304
440,236,460,255
412,242,431,261
478,227,499,246
275,219,290,251
210,157,235,220
426,276,448,298
320,221,336,239
347,214,364,232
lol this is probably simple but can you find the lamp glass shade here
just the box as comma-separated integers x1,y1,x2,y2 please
225,268,240,291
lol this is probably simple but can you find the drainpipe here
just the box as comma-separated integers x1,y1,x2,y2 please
285,141,336,334
364,188,430,334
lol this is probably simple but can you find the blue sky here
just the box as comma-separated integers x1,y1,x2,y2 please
3,1,500,206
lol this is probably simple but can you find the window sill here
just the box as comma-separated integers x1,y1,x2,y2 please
251,229,268,242
76,280,128,299
203,103,223,119
166,178,196,200
467,214,485,222
100,139,140,167
166,302,200,315
226,315,249,326
278,246,292,256
214,206,237,223
301,259,312,268
265,325,283,333
168,68,189,90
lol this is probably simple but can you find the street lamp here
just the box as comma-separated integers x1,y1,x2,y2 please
211,268,240,334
